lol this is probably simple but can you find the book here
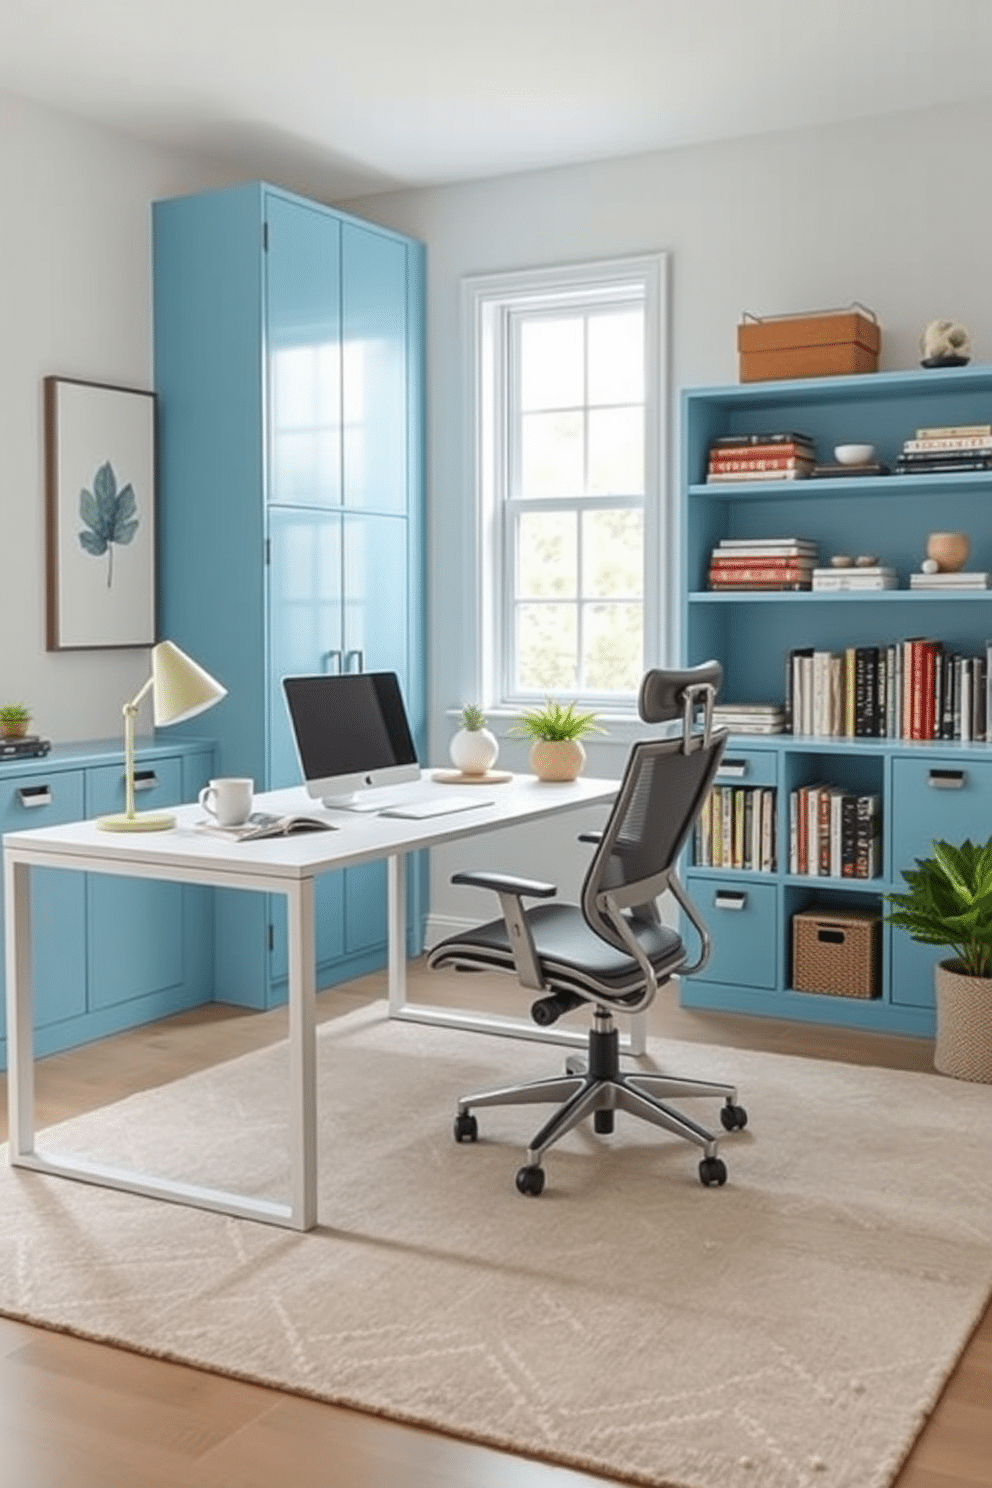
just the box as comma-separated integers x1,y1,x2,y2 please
710,554,815,568
705,468,813,483
710,431,814,448
196,811,337,841
903,434,992,452
716,536,816,549
708,578,812,591
896,455,992,473
915,423,992,439
708,452,814,472
910,571,991,588
709,563,814,582
714,544,816,559
854,794,881,879
812,569,897,591
810,462,890,478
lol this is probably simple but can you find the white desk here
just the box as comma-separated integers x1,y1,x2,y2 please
3,773,618,1231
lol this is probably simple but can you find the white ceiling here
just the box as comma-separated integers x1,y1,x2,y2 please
1,0,991,200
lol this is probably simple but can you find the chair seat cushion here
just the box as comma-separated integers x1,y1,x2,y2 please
430,902,685,997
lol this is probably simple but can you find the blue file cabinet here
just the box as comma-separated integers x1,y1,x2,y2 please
153,182,426,1010
680,367,992,1036
0,738,214,1068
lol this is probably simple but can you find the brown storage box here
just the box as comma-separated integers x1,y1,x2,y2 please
738,306,880,382
792,904,881,999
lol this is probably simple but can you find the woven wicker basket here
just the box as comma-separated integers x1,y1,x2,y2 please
792,905,880,999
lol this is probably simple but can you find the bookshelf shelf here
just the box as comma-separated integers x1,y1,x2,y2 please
680,365,992,1039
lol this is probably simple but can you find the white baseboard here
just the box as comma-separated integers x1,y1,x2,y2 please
423,913,480,950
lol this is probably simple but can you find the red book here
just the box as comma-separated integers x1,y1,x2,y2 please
709,442,814,461
709,563,813,585
920,641,938,741
707,454,814,473
709,554,814,569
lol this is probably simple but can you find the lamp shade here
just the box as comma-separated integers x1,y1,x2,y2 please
150,640,227,727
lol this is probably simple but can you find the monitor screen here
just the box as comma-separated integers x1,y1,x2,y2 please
282,672,420,809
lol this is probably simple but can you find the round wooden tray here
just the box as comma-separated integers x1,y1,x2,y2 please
430,769,514,785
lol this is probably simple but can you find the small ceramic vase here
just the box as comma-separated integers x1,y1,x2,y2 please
529,738,585,782
925,532,969,573
449,726,499,776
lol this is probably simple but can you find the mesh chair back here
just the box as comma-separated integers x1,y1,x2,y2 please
579,664,727,953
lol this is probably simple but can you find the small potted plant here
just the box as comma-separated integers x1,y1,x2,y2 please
510,699,605,782
449,703,499,776
885,836,992,1082
0,703,32,740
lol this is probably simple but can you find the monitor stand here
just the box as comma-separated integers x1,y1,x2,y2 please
321,788,418,813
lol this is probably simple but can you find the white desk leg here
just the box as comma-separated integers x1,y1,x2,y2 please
285,877,318,1231
387,853,407,1017
4,855,35,1162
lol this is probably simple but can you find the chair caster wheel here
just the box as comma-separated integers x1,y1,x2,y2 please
699,1156,727,1187
720,1102,748,1131
454,1112,478,1143
515,1164,545,1196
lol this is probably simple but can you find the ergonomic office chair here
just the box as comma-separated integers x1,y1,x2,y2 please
427,662,747,1195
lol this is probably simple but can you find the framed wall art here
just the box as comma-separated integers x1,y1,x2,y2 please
45,376,156,650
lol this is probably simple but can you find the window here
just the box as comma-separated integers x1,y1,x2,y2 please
465,255,667,713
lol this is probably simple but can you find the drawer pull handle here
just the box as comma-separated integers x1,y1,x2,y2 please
714,890,747,911
928,769,966,789
18,785,52,808
323,649,343,673
717,759,748,779
818,928,846,945
132,770,158,792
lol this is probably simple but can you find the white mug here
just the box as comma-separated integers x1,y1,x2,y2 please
198,777,253,827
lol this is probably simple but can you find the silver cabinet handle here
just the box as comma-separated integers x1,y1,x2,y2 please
323,649,343,673
928,769,966,789
714,890,747,910
17,785,52,808
346,649,365,673
132,769,158,793
717,758,748,779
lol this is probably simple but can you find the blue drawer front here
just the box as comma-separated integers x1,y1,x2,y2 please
714,750,778,789
690,876,778,991
1,768,88,1030
889,756,992,1009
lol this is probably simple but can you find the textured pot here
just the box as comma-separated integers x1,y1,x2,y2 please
925,531,969,573
529,738,585,782
449,726,499,775
934,961,992,1082
0,719,29,739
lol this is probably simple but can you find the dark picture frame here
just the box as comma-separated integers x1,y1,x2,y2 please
44,376,156,651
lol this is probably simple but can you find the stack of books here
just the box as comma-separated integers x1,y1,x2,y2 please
812,565,897,591
712,702,786,735
705,432,816,483
895,423,992,475
708,537,817,591
810,460,889,478
909,569,991,590
788,785,881,879
694,785,777,872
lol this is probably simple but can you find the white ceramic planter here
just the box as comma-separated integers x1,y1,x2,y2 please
449,726,499,776
934,961,992,1083
529,738,586,782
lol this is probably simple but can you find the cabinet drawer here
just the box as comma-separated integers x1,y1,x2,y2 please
713,750,777,789
0,767,85,832
690,877,777,990
86,756,183,816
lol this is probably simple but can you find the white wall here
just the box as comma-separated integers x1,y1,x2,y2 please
342,98,992,935
0,88,234,742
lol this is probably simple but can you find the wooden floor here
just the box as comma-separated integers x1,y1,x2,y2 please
1,965,989,1488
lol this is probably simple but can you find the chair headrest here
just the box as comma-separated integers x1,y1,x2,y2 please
638,662,723,723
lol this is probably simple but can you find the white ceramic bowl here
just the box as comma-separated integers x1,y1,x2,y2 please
834,443,876,466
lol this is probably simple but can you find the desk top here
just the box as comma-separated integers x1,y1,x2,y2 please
1,774,619,884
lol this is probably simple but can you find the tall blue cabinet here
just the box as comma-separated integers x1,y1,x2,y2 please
680,365,992,1038
153,182,426,1009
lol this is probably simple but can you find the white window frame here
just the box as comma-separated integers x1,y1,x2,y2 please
462,253,669,717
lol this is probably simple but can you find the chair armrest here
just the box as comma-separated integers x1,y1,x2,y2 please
450,870,557,899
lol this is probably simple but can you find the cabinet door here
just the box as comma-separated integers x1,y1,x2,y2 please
0,768,87,1034
342,224,408,514
889,757,992,1008
266,193,342,510
86,758,185,1009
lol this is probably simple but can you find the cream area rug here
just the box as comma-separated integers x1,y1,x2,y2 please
1,1002,991,1488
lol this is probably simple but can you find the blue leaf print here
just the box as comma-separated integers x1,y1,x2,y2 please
78,462,141,588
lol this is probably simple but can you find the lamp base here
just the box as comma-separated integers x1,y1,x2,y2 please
96,811,176,833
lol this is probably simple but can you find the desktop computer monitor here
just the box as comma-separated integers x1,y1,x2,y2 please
282,671,420,810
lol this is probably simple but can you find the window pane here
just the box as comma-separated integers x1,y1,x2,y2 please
518,511,576,597
587,311,644,405
582,509,643,599
516,604,577,691
587,407,644,496
520,411,583,498
519,317,583,410
583,603,643,693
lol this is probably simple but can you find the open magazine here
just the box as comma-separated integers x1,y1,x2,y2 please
196,811,337,841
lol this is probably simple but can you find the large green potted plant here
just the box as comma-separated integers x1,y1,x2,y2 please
510,700,605,782
885,837,992,1082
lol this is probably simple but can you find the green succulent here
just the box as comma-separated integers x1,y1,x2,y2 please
885,836,992,980
0,703,31,723
509,699,605,742
459,703,487,731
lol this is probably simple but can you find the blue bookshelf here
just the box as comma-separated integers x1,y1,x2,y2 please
680,365,992,1036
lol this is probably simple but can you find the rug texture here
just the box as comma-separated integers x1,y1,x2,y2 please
1,1002,991,1488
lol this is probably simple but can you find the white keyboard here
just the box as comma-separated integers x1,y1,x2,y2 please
379,795,494,820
